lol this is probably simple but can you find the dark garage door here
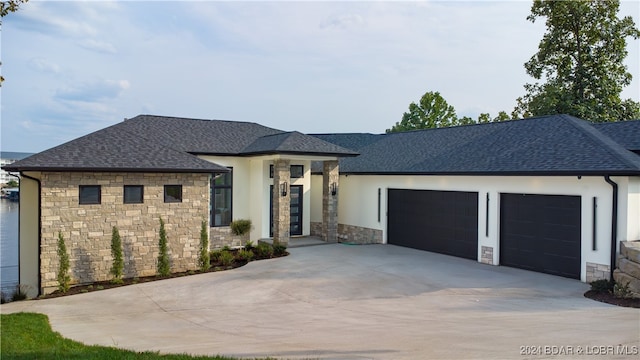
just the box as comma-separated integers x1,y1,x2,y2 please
388,189,479,260
500,193,581,279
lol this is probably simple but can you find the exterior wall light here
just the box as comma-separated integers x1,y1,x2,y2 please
330,182,337,196
280,182,288,197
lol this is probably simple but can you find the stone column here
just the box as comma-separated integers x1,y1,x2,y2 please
322,160,339,243
272,159,290,246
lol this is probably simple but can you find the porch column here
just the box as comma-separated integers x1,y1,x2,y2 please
272,159,290,246
322,160,339,243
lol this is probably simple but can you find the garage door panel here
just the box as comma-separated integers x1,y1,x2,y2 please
388,189,479,260
500,193,581,279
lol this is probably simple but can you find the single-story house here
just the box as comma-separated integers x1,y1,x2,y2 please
5,114,640,297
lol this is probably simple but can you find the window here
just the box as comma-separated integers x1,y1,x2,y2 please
124,185,144,204
164,185,182,203
269,164,304,179
79,185,101,205
212,169,232,227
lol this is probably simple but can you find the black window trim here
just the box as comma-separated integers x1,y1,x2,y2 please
212,167,233,227
164,184,183,203
79,185,101,205
269,164,304,179
124,185,144,204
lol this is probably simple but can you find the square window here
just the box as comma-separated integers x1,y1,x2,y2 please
79,185,101,205
269,164,304,178
164,185,182,203
124,185,144,204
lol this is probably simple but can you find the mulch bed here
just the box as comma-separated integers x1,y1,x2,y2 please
40,249,288,299
583,290,640,308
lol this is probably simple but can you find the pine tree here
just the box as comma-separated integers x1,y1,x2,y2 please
158,218,170,276
56,232,71,293
110,226,124,283
199,219,210,272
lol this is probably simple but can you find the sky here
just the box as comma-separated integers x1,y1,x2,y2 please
1,0,639,153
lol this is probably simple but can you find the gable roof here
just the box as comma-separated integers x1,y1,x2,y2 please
592,120,640,154
313,115,640,176
4,114,356,173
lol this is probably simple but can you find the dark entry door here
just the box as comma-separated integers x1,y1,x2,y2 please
270,185,303,236
500,193,581,279
387,189,479,260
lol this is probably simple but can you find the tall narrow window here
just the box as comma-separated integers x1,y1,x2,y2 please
212,169,232,227
124,185,144,204
164,185,182,203
79,185,101,204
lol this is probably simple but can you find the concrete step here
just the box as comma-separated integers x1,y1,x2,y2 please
620,241,640,263
613,269,640,297
619,258,640,280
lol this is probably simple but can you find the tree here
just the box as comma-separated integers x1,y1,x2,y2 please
157,218,170,276
1,1,29,85
516,0,640,122
6,179,18,187
110,226,124,284
387,91,458,132
198,219,210,272
57,232,71,293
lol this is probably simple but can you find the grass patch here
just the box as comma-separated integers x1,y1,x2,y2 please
0,312,269,360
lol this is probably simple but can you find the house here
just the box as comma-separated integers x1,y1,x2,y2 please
4,114,640,297
0,151,33,184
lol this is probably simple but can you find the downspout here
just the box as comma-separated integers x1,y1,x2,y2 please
604,176,618,282
18,172,42,296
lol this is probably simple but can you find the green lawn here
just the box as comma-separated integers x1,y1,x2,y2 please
0,312,266,360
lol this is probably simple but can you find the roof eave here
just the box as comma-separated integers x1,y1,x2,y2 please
319,170,640,176
2,166,229,173
238,150,359,157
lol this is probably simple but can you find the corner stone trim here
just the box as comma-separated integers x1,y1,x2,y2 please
481,246,493,265
586,262,610,283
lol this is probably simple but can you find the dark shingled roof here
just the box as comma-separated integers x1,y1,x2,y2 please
314,114,640,176
4,115,357,172
3,124,229,173
310,133,384,151
593,120,640,153
241,131,358,156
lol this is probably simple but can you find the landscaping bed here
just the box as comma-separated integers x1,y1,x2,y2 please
583,279,640,308
38,243,287,300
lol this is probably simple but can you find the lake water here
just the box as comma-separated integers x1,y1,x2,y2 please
1,199,19,294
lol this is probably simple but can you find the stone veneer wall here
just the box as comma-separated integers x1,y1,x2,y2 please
210,227,250,249
311,221,382,245
480,246,493,265
39,172,209,293
613,241,640,298
586,262,610,283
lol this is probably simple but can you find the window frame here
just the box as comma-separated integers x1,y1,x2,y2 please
164,185,183,203
79,185,101,205
269,164,304,179
123,185,144,204
211,168,233,227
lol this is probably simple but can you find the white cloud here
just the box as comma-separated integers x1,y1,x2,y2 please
55,80,130,103
78,39,117,54
28,58,60,73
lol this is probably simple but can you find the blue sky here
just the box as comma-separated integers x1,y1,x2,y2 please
2,0,639,153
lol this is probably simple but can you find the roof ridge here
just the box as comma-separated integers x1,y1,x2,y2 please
133,114,283,131
561,114,640,170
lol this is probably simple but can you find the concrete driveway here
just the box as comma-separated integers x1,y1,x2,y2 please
2,244,639,359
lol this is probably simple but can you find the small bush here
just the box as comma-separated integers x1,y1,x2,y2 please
110,226,124,284
56,232,71,293
273,243,287,257
230,219,252,236
590,279,614,293
11,285,28,302
244,240,255,251
218,250,235,267
237,249,254,262
613,281,634,299
210,249,222,263
255,242,274,258
198,219,210,272
0,291,6,304
157,218,170,277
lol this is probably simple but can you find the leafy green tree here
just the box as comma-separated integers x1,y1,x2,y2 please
516,0,640,122
493,111,511,122
1,0,29,85
387,91,458,132
198,219,210,272
110,226,124,284
6,179,18,187
157,218,170,276
56,232,71,293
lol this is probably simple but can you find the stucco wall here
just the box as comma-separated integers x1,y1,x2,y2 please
312,174,633,282
19,173,40,298
38,172,209,293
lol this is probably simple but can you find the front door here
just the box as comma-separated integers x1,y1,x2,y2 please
270,185,303,236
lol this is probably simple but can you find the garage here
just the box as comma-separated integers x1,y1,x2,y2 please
500,193,581,279
387,189,479,260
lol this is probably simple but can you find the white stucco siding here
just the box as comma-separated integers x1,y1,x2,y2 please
19,172,41,298
322,174,631,282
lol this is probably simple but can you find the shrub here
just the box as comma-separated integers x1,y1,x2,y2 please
110,226,124,284
157,218,170,276
218,250,235,267
273,243,287,257
198,219,210,272
0,291,6,304
237,249,254,262
244,240,255,251
230,219,252,236
613,281,634,299
210,249,222,263
11,285,28,302
255,242,273,259
590,279,614,293
56,232,71,293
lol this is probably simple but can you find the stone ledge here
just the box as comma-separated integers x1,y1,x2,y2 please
621,241,640,263
613,270,640,298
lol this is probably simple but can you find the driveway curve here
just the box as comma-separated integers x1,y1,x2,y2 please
2,244,639,359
